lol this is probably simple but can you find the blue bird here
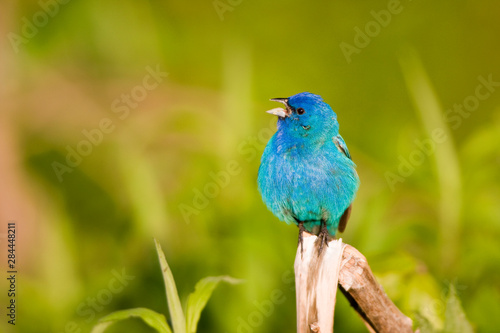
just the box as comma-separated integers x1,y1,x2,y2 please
258,92,360,252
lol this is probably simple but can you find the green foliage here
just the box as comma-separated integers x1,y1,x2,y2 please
443,286,474,333
90,240,240,333
155,239,187,333
91,308,172,333
186,276,243,333
414,285,474,333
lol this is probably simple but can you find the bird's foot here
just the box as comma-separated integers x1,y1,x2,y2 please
317,223,330,255
298,222,305,259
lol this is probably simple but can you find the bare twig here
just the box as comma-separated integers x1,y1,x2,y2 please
295,233,415,333
339,244,414,333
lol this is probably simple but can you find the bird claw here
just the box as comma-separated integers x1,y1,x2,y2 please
298,221,330,257
298,222,305,259
317,222,330,255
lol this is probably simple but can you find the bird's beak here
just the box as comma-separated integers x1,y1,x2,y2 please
267,98,291,117
270,98,289,105
266,107,288,118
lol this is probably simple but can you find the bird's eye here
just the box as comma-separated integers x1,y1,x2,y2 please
297,107,305,115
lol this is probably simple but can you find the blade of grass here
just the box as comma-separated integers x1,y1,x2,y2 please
91,307,172,333
186,276,243,333
117,142,169,238
443,285,474,333
399,49,462,271
155,239,187,333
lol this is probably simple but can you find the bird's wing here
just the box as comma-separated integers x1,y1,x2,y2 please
333,135,356,234
337,204,352,233
333,135,352,160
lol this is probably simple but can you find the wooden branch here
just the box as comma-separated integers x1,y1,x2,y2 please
339,244,414,333
295,233,415,333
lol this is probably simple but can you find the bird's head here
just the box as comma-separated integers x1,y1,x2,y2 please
267,92,339,141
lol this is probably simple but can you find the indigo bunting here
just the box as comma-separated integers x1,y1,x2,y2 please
258,92,359,251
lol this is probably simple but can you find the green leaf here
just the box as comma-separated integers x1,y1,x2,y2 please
443,285,474,333
91,307,172,333
186,276,243,333
414,313,438,333
155,239,186,333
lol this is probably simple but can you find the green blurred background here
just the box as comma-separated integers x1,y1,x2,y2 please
1,0,500,332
